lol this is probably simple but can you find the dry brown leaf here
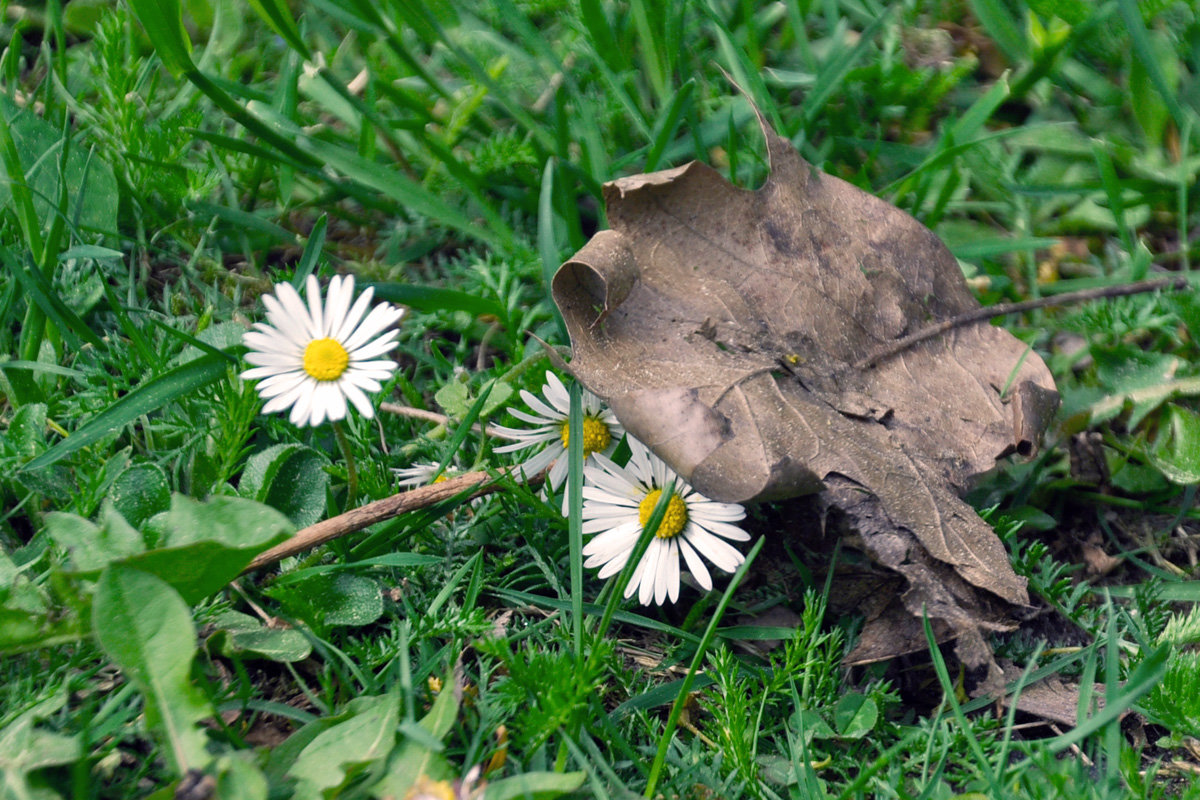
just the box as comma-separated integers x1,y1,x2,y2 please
552,111,1058,666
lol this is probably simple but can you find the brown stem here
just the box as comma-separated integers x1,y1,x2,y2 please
379,402,517,440
242,468,526,573
854,276,1192,371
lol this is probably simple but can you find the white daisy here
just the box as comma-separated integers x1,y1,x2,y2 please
241,274,404,427
580,437,750,606
393,462,456,489
491,371,624,491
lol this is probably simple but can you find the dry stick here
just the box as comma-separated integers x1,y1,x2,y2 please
379,402,516,440
854,276,1193,371
242,468,524,573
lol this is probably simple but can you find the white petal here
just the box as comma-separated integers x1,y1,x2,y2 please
243,350,301,369
678,538,713,591
542,371,571,414
304,275,325,336
507,407,559,426
637,542,662,605
262,382,308,414
263,289,314,345
668,538,682,604
682,526,745,573
319,382,347,422
342,302,403,352
342,379,375,417
289,387,315,426
335,288,375,342
348,333,400,361
520,388,563,423
582,521,640,561
322,274,354,338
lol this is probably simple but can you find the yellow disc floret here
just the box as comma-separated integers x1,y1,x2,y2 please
303,337,350,381
559,415,613,457
638,489,688,539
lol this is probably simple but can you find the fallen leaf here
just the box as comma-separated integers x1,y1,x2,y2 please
996,661,1104,729
553,108,1058,669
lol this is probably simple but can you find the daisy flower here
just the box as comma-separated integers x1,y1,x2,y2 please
580,437,750,605
393,462,451,489
240,274,404,427
491,371,624,491
393,462,456,489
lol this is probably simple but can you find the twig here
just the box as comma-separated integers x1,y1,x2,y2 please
380,402,518,440
854,276,1193,370
242,468,525,573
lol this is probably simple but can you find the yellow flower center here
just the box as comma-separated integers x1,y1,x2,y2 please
638,489,688,539
303,337,349,381
559,415,612,457
432,474,449,484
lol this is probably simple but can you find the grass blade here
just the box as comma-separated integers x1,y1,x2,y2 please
19,353,230,473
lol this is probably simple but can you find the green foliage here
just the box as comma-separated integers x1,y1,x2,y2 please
2,0,1199,796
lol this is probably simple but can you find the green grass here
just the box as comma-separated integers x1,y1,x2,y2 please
2,0,1200,797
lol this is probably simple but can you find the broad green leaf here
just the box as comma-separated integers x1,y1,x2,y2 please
0,707,81,797
287,695,399,800
5,402,47,461
788,708,836,744
434,378,513,420
483,772,587,800
1151,403,1200,485
45,505,144,573
110,463,171,529
120,495,293,603
93,566,212,775
206,610,311,663
266,573,383,632
238,444,330,527
373,675,459,798
214,752,269,800
264,696,380,783
18,353,230,474
0,96,119,239
833,693,878,739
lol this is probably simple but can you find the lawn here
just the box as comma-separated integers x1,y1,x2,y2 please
2,0,1200,798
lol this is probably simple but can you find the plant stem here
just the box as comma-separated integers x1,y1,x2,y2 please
332,420,358,507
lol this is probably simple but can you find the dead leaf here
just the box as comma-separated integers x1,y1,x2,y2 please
553,109,1058,663
996,661,1104,728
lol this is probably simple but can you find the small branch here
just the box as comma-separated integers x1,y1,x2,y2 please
380,402,517,440
242,468,524,573
854,276,1192,370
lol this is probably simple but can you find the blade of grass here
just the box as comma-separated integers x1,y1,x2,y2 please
293,214,327,287
301,136,513,252
6,250,103,350
920,612,1001,795
18,353,230,473
568,381,585,666
538,158,568,340
1117,0,1190,131
246,0,309,58
644,80,695,173
967,0,1027,65
644,536,764,797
